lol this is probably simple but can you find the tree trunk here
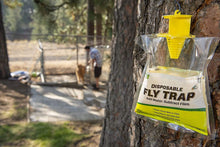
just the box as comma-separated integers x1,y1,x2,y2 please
87,0,95,46
104,11,112,44
101,0,220,146
0,1,10,79
99,0,137,146
96,12,102,45
86,0,95,66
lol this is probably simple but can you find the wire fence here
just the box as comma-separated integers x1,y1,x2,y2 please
7,33,112,84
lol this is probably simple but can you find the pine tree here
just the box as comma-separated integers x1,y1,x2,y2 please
100,0,220,146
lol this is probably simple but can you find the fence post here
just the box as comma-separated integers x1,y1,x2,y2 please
38,40,46,83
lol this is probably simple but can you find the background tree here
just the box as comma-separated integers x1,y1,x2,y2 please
4,7,22,33
0,0,10,79
33,0,74,34
32,0,88,42
94,0,113,45
101,0,220,146
87,0,94,45
102,0,113,44
3,0,34,40
3,0,113,43
87,0,113,45
33,0,113,43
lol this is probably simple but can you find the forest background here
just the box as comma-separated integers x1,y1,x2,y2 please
2,0,113,41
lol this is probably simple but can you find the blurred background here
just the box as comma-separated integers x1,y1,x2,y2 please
3,0,113,84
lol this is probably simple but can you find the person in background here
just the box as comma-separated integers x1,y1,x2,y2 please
85,46,102,90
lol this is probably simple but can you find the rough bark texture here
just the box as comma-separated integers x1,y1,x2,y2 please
133,0,220,147
99,0,137,146
100,0,220,146
0,1,10,79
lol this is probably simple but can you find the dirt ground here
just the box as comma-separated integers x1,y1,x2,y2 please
0,79,28,124
0,79,102,146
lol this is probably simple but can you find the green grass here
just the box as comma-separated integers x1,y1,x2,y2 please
0,122,85,147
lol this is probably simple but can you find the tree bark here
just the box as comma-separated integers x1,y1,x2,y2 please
0,1,10,79
104,10,112,44
87,0,95,46
96,12,102,45
100,0,137,146
101,0,220,147
133,0,220,147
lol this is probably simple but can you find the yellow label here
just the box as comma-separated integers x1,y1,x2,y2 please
135,103,208,135
135,67,208,135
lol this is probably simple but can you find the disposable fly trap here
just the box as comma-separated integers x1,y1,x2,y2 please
133,10,219,136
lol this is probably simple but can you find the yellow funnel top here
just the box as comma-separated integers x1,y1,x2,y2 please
158,10,194,59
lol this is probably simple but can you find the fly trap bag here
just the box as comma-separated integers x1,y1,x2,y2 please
133,10,219,136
